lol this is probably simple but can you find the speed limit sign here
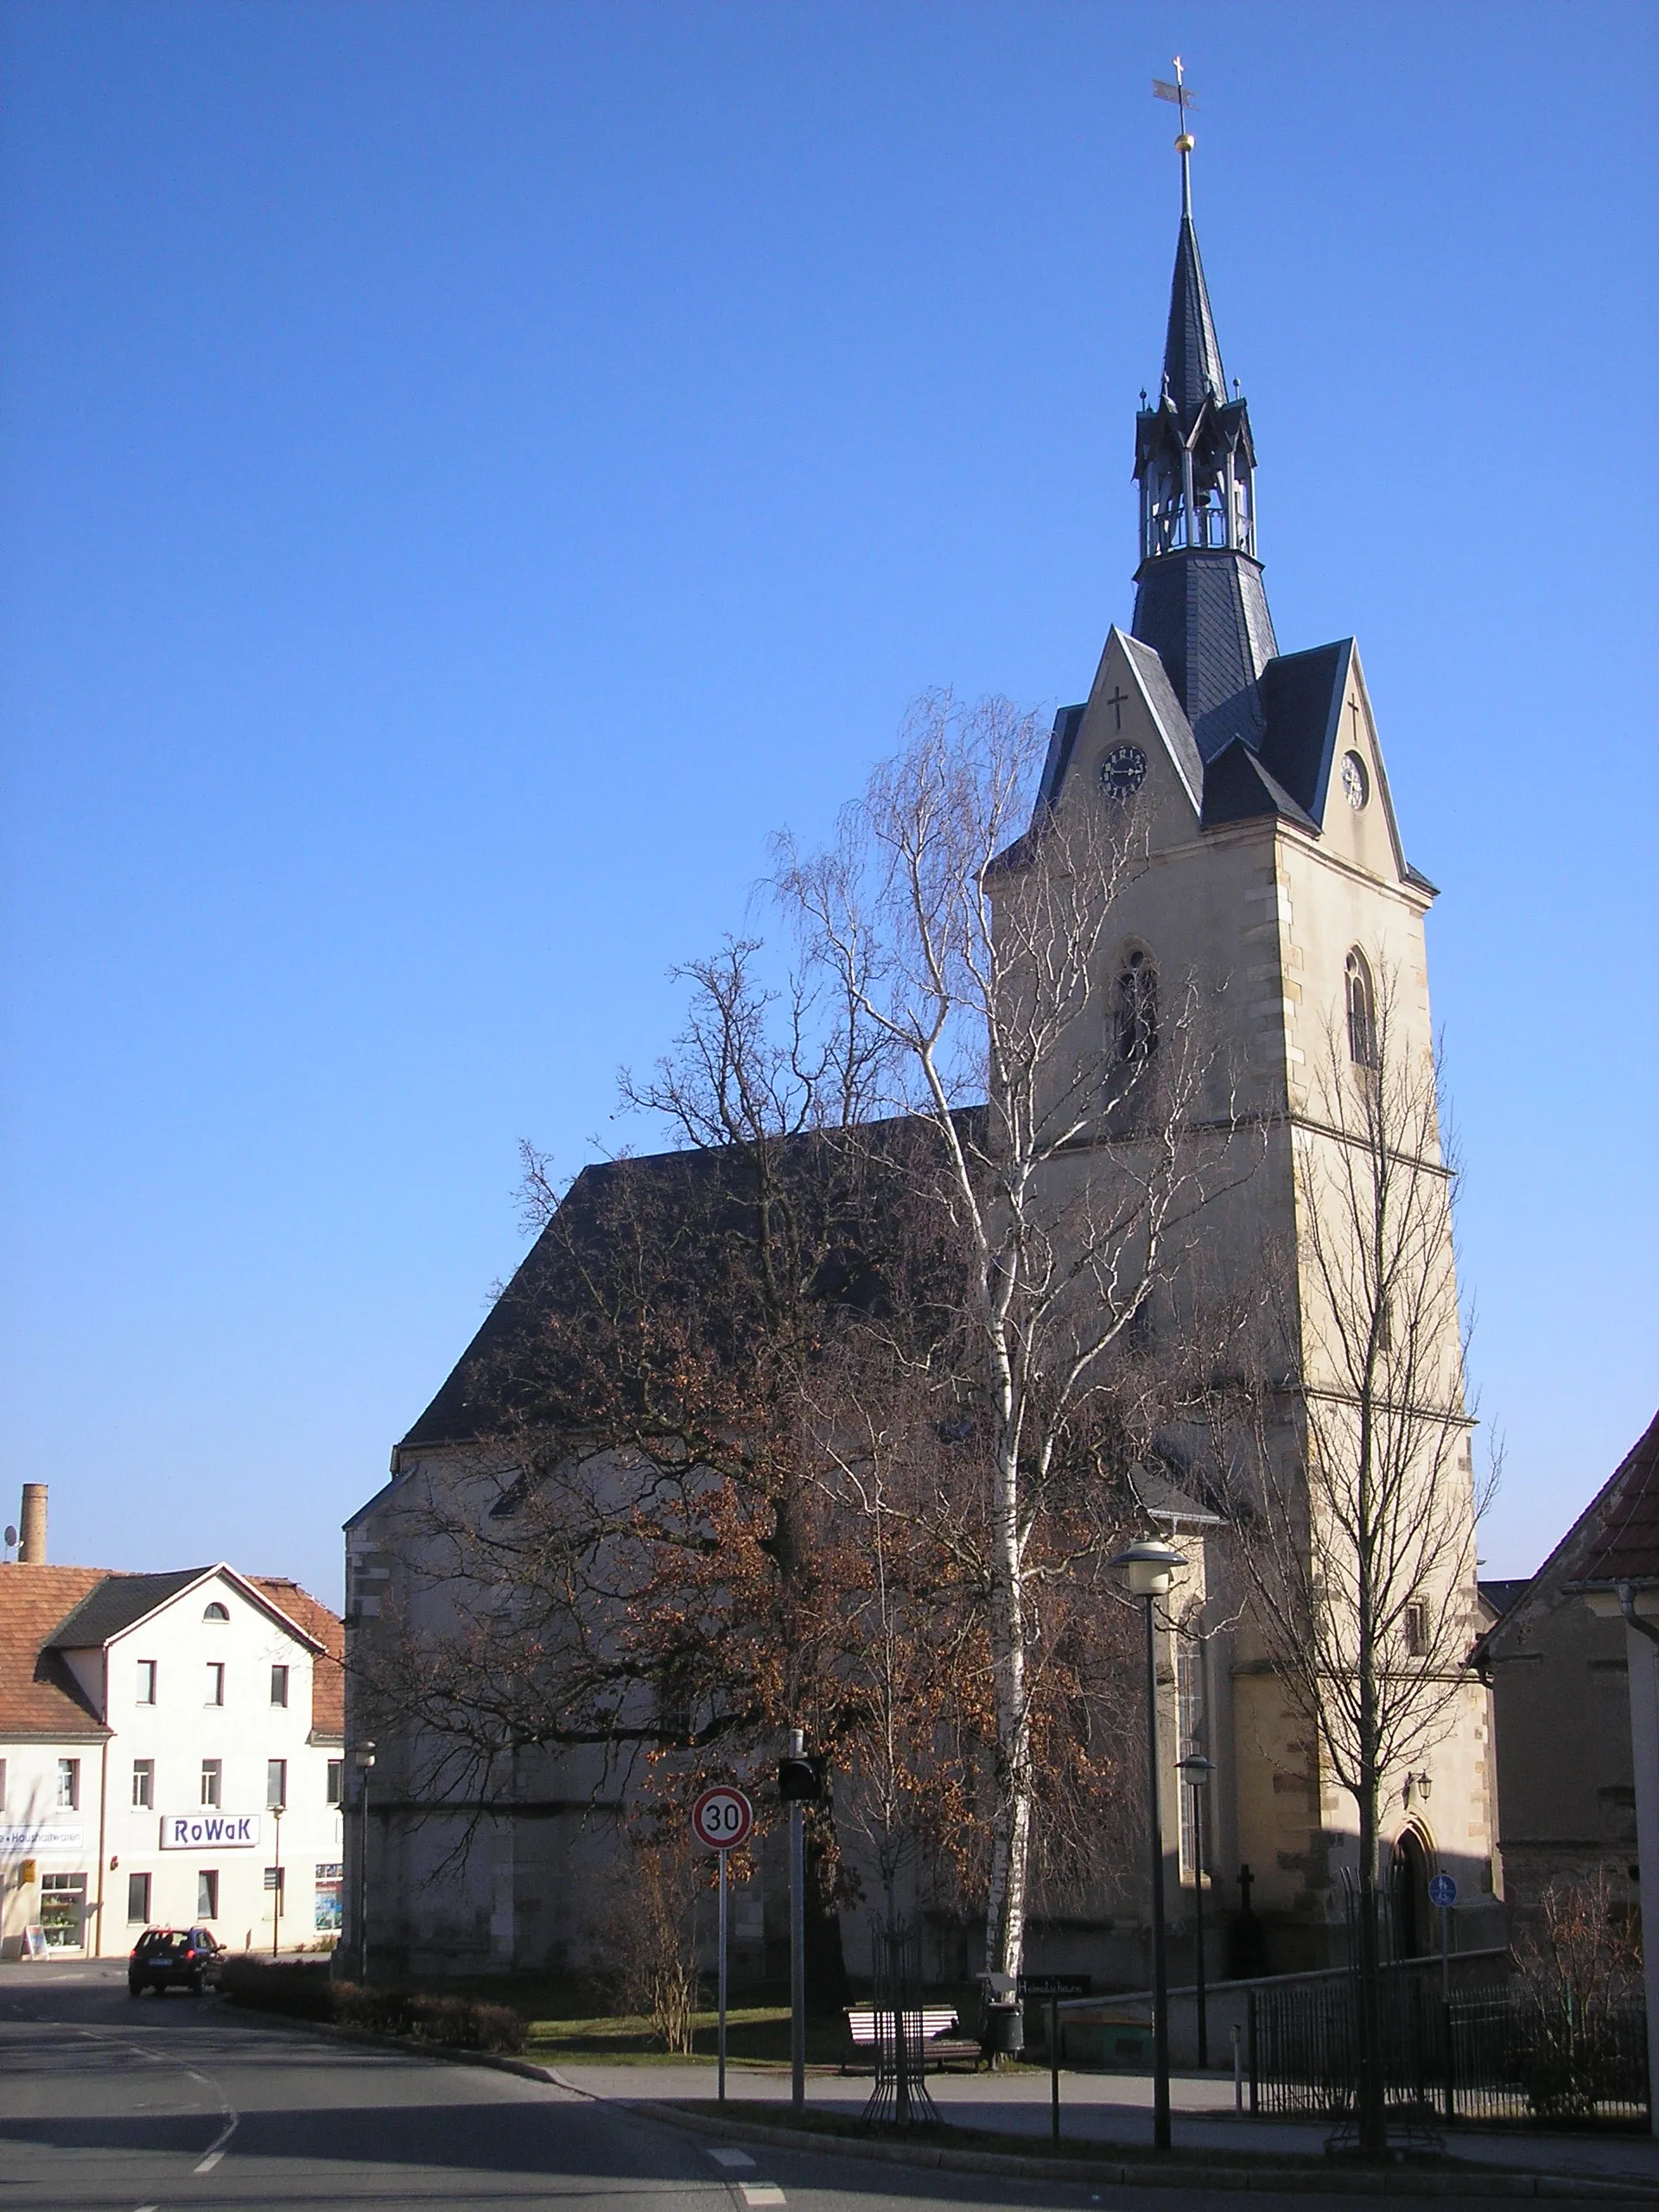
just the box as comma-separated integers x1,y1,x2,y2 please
690,1784,753,1853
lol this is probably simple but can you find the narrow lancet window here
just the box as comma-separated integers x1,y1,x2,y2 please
1116,947,1159,1065
1345,949,1377,1068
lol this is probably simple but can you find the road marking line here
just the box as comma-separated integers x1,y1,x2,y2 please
739,2188,785,2208
194,2149,225,2174
708,2147,756,2168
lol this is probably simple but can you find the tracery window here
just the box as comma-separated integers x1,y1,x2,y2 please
1115,947,1159,1065
1345,948,1377,1068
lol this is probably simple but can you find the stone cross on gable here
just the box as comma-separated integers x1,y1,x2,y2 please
1105,686,1130,733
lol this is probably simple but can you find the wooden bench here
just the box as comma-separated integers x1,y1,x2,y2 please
842,2005,982,2074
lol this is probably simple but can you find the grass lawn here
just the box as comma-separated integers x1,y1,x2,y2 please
525,2004,855,2068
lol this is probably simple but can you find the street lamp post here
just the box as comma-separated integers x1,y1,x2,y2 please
1178,1754,1216,2069
353,1743,376,1981
269,1796,285,1959
1112,1538,1187,2153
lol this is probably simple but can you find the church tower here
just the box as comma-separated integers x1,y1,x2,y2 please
1032,125,1498,1970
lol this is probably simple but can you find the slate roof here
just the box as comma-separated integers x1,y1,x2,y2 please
1130,548,1277,762
1477,1578,1532,1622
45,1568,208,1650
1572,1408,1659,1587
1162,212,1228,422
0,1566,110,1738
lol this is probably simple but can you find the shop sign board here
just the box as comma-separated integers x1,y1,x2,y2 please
159,1813,262,1849
0,1827,84,1853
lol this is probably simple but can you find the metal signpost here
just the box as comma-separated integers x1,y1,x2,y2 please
1019,1974,1090,2144
1428,1871,1457,2001
690,1784,754,2106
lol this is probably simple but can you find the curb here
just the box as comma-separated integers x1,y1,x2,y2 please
213,2005,1659,2204
620,2097,1659,2202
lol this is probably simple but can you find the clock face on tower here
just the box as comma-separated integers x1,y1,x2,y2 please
1341,751,1370,810
1100,744,1147,799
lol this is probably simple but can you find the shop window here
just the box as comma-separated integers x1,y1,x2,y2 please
41,1872,86,1949
127,1871,151,1924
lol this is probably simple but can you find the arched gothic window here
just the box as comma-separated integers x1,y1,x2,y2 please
1345,948,1377,1068
1116,947,1159,1064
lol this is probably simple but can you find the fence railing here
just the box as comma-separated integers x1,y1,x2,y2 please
1248,1974,1648,2127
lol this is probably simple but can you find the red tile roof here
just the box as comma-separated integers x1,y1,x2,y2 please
1574,1408,1659,1586
0,1564,345,1743
251,1578,345,1739
0,1566,114,1738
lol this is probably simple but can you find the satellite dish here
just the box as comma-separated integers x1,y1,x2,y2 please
3,1526,16,1548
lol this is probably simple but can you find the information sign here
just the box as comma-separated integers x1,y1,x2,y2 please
1018,1974,1091,2001
690,1785,753,1853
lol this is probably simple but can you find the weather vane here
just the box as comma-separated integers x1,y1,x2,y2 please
1153,56,1198,213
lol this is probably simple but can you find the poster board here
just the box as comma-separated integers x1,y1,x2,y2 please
21,1924,48,1961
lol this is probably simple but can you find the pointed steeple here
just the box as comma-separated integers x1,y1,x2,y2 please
1161,198,1228,424
1130,124,1276,760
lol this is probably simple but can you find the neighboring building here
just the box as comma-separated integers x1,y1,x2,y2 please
0,1486,344,1958
347,139,1497,1981
1476,1410,1659,2120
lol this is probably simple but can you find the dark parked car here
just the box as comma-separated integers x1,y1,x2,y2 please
128,1927,223,1996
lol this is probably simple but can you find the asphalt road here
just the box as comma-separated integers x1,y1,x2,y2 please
0,1961,1620,2212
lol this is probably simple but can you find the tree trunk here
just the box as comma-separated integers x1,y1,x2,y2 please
1355,1777,1385,2154
983,1436,1033,1978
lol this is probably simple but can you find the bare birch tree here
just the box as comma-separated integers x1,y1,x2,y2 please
1215,967,1489,2151
777,692,1249,1980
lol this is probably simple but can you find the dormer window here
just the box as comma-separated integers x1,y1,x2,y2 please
1345,949,1377,1068
203,1601,229,1624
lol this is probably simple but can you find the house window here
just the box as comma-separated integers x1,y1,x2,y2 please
206,1662,225,1707
1404,1599,1431,1658
270,1664,289,1708
266,1759,287,1810
127,1871,151,1924
131,1760,154,1810
137,1660,157,1705
200,1759,222,1808
326,1759,343,1807
203,1601,229,1623
197,1869,219,1919
56,1758,79,1811
1115,947,1159,1063
264,1866,286,1904
1345,949,1378,1067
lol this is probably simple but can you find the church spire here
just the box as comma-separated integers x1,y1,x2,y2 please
1131,69,1277,759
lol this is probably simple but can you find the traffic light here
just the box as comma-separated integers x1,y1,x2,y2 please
777,1754,823,1802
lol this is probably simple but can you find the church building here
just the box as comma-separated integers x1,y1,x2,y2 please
344,138,1499,1988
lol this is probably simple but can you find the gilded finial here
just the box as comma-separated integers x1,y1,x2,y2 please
1152,56,1198,214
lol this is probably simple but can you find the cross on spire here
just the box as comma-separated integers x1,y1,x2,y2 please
1153,57,1198,217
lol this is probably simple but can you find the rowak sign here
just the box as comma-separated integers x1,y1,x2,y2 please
159,1814,262,1849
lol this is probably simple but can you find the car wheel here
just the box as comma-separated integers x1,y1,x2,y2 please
127,1978,143,1998
189,1974,204,1996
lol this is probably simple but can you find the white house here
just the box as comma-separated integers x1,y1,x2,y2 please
0,1491,344,1959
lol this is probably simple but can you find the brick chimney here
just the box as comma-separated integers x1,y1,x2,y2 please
17,1484,47,1564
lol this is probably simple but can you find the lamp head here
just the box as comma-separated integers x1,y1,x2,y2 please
1178,1754,1217,1784
1110,1536,1188,1599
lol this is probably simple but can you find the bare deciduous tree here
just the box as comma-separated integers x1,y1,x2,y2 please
778,692,1250,1979
1213,968,1490,2152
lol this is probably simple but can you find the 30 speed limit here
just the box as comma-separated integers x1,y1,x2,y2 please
690,1785,753,1853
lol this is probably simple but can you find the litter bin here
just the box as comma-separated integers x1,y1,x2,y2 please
988,2001,1024,2057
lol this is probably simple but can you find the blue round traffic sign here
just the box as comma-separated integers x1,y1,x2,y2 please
1427,1872,1457,1908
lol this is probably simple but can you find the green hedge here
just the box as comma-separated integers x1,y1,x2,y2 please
218,1956,526,2054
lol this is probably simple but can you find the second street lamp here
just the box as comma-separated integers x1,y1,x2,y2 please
1111,1537,1187,2153
1178,1753,1216,2069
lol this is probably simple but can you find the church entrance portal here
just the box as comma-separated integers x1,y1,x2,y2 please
1390,1829,1433,1958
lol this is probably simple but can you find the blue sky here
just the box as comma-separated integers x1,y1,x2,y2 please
3,2,1654,1606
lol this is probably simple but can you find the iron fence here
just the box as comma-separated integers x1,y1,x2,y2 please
1248,1974,1649,2127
